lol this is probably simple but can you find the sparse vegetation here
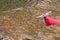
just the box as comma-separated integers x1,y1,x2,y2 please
0,0,28,11
0,0,60,40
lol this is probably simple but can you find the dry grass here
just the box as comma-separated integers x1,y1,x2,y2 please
0,8,60,40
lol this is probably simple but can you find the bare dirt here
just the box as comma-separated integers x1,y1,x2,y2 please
0,0,60,40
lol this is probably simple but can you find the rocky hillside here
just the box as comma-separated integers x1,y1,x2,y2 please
0,0,60,40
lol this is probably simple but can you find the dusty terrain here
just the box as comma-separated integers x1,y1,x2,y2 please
0,8,60,40
0,0,60,40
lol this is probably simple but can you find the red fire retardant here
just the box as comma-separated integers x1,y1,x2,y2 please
44,16,60,26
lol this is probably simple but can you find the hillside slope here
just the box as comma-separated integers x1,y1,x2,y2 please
0,0,60,40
